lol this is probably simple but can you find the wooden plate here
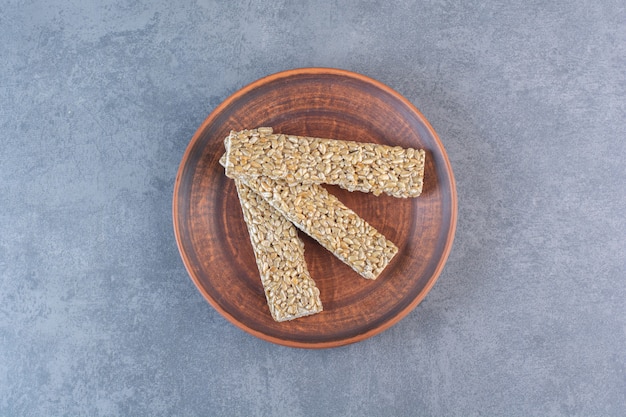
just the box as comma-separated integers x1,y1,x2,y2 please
173,68,457,348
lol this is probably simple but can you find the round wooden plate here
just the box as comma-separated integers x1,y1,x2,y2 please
173,68,457,348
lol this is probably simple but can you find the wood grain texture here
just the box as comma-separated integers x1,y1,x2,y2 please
172,68,457,348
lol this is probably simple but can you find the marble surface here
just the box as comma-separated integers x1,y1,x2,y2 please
1,0,624,415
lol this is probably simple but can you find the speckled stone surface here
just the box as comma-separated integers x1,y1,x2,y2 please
1,1,624,415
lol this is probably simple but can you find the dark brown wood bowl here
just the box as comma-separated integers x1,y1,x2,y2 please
173,68,457,348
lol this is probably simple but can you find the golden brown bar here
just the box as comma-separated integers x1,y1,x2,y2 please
223,127,425,198
234,179,323,321
230,173,398,280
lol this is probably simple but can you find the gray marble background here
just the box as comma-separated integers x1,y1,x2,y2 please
1,0,625,415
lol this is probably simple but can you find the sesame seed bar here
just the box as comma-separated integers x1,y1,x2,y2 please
234,178,323,322
230,172,398,280
224,127,425,198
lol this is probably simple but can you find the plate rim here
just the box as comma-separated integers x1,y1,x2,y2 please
173,67,458,348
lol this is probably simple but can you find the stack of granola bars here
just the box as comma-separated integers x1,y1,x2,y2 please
220,127,425,322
